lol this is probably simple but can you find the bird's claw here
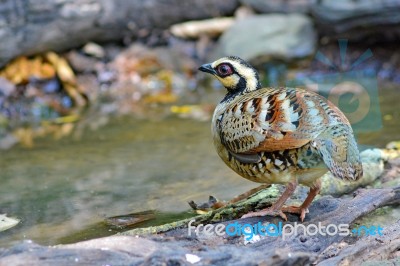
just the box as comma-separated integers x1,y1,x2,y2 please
281,205,309,222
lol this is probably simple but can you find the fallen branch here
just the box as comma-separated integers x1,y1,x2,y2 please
249,186,400,254
317,222,400,265
121,148,397,236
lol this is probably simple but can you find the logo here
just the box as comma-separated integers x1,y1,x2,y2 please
187,220,384,241
288,39,382,133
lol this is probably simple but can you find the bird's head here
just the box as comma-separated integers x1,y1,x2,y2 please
199,56,261,94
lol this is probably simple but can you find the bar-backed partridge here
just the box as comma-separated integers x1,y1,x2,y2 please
199,56,363,221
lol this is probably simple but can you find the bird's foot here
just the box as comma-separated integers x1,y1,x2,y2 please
241,208,288,221
281,205,309,222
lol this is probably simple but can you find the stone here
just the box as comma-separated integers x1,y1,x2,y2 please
211,14,316,63
0,214,19,232
170,17,235,39
82,43,105,58
0,77,15,97
311,0,400,42
66,51,99,73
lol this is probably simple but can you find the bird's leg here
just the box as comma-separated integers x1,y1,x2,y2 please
281,179,321,222
241,180,298,221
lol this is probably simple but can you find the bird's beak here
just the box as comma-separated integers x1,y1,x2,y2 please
198,63,216,75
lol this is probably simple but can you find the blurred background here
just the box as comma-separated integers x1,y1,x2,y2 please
0,0,399,247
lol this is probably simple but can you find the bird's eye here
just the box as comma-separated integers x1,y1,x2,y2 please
217,64,233,76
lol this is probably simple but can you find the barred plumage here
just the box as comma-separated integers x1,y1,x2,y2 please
199,56,363,221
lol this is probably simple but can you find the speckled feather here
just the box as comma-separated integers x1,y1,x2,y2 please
208,57,363,187
212,87,362,185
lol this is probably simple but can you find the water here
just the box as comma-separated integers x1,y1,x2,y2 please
0,86,399,248
0,115,255,247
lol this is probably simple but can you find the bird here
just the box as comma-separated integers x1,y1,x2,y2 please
198,56,363,221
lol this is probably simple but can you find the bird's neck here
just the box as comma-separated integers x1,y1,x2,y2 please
221,82,261,103
228,77,261,93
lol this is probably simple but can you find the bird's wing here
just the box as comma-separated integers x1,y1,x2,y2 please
312,123,363,181
216,88,332,162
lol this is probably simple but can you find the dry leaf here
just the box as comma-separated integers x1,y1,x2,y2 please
144,92,178,104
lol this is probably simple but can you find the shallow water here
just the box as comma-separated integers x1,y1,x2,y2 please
0,115,256,247
0,86,399,247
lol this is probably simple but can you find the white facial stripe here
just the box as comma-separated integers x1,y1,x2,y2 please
211,57,258,90
230,61,258,90
211,57,230,68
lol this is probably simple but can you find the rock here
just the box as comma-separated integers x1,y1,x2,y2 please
0,239,143,266
241,0,400,42
0,0,239,67
170,17,235,39
211,14,316,63
66,51,99,73
311,0,400,42
240,0,312,13
0,214,20,232
0,77,15,97
82,42,105,58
